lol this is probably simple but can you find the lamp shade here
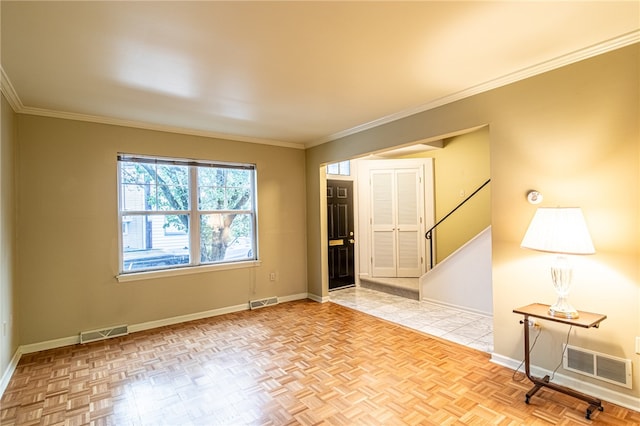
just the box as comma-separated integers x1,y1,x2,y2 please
521,207,595,254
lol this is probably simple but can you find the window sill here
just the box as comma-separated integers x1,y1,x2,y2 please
116,260,262,283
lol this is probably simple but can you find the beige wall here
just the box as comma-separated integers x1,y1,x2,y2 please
306,45,639,398
16,116,307,344
1,94,18,380
404,127,491,263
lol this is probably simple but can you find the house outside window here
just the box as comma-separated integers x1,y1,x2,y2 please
117,154,257,274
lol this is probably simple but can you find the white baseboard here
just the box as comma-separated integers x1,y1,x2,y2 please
490,353,640,412
20,335,81,354
421,297,493,317
0,348,22,397
280,293,309,303
307,293,329,303
128,303,249,334
131,293,309,333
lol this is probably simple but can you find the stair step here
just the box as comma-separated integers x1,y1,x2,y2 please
360,278,419,300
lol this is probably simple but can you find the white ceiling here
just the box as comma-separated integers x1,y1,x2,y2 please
2,1,638,149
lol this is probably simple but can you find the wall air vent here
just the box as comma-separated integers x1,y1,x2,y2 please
249,296,278,310
80,325,129,344
563,344,632,389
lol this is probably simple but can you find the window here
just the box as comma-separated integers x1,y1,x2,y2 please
117,154,257,274
327,160,350,176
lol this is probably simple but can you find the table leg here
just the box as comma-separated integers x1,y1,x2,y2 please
519,314,604,419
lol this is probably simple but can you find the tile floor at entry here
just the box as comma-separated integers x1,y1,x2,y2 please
329,286,494,353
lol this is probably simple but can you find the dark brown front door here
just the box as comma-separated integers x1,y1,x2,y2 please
327,180,355,290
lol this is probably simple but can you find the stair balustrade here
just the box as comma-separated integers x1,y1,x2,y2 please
425,179,491,269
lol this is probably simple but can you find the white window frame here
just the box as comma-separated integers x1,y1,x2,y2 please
116,154,260,282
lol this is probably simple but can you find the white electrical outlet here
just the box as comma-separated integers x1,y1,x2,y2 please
269,272,276,281
635,337,640,355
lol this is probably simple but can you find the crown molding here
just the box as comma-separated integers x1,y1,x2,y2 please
16,105,305,149
0,67,24,112
305,30,640,148
3,30,638,150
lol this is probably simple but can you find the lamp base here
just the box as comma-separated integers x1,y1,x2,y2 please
549,257,580,319
548,303,579,319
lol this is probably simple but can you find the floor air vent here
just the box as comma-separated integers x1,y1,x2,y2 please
250,296,278,310
80,325,129,344
563,344,632,389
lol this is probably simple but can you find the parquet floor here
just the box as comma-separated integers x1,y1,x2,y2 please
1,300,639,425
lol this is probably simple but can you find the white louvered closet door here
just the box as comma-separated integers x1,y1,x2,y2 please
395,169,422,277
370,167,423,277
370,170,396,277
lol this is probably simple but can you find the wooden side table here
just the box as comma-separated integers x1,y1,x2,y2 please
513,303,607,420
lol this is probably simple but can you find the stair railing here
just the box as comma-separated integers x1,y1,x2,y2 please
425,179,491,269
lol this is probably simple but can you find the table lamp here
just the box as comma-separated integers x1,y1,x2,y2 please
520,207,595,319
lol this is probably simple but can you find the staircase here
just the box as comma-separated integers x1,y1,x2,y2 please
358,179,491,310
420,226,493,315
358,227,492,315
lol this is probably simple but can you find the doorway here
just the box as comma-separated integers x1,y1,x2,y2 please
322,128,490,307
357,158,435,281
327,180,355,290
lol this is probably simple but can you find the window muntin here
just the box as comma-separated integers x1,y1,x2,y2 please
118,155,257,274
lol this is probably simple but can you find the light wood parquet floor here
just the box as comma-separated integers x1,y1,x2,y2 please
1,300,639,425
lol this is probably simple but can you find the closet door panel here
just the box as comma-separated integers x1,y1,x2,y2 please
396,169,422,277
371,170,396,277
